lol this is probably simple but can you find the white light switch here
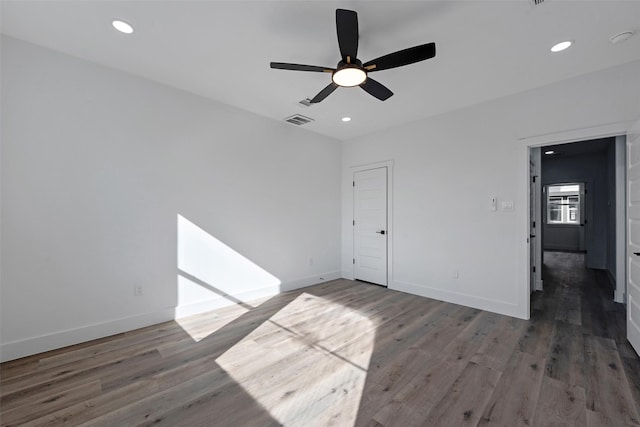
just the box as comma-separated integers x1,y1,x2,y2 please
502,201,514,211
490,196,497,211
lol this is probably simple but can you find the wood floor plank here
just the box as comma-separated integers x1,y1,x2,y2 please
0,349,161,409
516,308,555,358
80,366,235,427
586,409,638,427
532,376,587,426
18,379,160,427
0,359,39,383
478,351,545,426
355,304,477,423
555,290,582,325
545,320,585,387
620,354,640,417
583,335,640,425
420,361,502,426
471,315,528,372
369,311,503,425
370,357,459,426
0,380,102,426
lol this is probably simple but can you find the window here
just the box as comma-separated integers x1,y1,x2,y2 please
547,184,582,225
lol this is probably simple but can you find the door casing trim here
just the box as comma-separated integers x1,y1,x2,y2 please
519,120,631,319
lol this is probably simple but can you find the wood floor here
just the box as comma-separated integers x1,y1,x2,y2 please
1,251,639,426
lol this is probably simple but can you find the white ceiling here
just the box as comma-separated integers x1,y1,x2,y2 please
2,1,640,141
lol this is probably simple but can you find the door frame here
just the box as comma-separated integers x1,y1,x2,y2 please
346,160,394,285
518,121,629,318
530,147,543,292
615,135,627,303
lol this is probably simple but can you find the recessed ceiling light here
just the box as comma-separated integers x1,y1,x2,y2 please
545,150,555,155
610,31,634,44
112,20,134,34
550,41,572,53
341,117,352,122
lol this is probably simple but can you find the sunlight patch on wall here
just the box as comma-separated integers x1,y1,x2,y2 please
216,292,376,425
176,214,281,320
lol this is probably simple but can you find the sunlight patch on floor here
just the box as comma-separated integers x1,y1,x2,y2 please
174,304,250,342
216,292,377,426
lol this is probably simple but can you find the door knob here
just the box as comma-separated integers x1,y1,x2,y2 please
634,252,640,256
376,230,386,235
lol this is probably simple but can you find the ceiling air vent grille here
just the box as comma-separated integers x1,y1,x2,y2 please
284,114,314,126
530,0,545,5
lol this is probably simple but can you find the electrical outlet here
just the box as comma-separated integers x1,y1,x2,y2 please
134,285,144,296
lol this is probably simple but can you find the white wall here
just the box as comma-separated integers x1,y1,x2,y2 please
1,37,342,361
342,59,640,319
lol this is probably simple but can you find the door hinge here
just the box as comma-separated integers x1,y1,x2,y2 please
533,266,536,273
532,176,537,183
353,220,355,226
533,221,536,228
353,258,355,265
353,181,355,187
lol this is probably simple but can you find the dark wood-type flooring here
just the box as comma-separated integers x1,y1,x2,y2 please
1,251,639,426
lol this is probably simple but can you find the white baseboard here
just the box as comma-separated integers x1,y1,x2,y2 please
173,285,281,319
0,309,175,363
0,271,342,362
279,270,342,292
391,280,525,319
341,270,354,280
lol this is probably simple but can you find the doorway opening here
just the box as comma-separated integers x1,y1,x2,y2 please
534,137,621,298
529,136,629,335
529,134,640,368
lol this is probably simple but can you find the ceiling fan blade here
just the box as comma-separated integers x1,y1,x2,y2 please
310,83,339,103
363,42,436,72
270,62,335,73
360,77,393,101
336,9,358,62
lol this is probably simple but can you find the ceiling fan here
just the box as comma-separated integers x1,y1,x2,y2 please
270,9,436,103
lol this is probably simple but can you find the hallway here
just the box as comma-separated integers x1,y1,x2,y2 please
533,251,640,419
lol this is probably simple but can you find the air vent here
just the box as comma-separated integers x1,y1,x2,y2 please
530,0,545,5
299,98,313,107
284,114,314,126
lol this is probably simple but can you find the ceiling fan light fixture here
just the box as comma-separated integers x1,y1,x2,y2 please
332,66,366,87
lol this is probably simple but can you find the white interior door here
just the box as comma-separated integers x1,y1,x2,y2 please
627,119,640,355
354,167,388,286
